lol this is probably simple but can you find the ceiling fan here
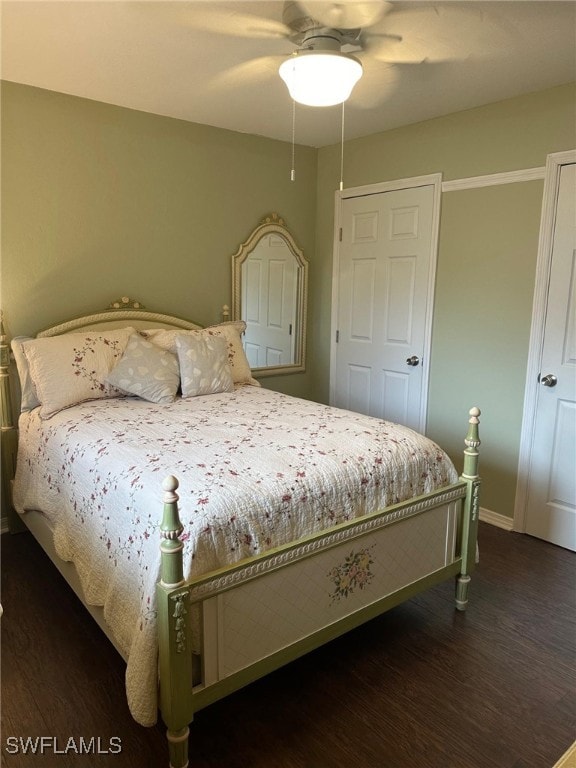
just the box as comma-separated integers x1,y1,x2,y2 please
281,1,521,109
142,1,511,110
277,1,394,105
235,1,494,108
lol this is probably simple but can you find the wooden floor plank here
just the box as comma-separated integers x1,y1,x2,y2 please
1,522,574,768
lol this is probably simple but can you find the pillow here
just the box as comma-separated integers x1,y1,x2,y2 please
106,333,180,404
11,337,41,411
176,334,234,398
22,328,135,419
142,321,256,386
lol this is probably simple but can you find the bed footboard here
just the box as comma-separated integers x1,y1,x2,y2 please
156,408,481,768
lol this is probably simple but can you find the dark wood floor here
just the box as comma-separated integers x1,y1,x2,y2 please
1,522,574,768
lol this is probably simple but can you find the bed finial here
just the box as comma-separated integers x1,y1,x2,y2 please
463,407,481,479
468,405,480,421
160,475,184,589
162,474,180,503
222,304,230,321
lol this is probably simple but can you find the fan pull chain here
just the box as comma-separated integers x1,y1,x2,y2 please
339,101,345,191
291,99,296,182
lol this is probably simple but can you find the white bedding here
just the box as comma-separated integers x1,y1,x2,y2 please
13,386,458,726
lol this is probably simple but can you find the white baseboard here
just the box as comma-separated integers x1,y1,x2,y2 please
479,507,514,531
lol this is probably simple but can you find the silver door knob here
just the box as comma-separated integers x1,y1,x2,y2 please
540,374,557,387
406,356,420,367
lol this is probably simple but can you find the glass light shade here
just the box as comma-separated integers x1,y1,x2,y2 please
279,51,363,107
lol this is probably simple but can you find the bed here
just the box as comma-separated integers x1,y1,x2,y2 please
1,298,481,768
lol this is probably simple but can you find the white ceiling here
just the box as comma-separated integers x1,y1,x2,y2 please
2,0,575,147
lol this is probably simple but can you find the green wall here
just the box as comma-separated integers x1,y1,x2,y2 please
0,81,318,399
315,83,576,517
2,80,576,519
429,183,544,516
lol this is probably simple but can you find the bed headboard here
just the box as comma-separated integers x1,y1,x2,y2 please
7,297,230,410
1,297,228,531
37,296,211,337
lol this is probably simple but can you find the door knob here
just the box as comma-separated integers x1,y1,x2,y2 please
540,374,557,387
406,356,420,367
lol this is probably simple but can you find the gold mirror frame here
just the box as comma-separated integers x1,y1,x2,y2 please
231,214,308,377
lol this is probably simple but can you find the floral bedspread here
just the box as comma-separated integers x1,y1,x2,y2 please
13,386,458,726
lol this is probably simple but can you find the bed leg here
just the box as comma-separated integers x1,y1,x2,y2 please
167,726,189,768
456,407,481,612
455,574,471,611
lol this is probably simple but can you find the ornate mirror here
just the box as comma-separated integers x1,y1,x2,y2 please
232,213,308,377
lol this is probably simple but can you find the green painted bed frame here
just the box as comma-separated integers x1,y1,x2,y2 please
0,302,481,768
155,411,480,768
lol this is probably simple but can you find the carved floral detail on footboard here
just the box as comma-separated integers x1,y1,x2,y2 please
328,547,375,603
171,593,188,653
471,480,481,522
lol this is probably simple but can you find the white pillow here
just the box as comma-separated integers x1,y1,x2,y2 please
11,337,41,411
176,334,234,398
142,321,258,386
106,333,180,404
23,328,135,419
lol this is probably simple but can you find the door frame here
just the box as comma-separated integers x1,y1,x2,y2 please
329,173,443,434
513,149,576,532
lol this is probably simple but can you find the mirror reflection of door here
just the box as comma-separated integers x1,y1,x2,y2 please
232,213,308,376
241,234,297,367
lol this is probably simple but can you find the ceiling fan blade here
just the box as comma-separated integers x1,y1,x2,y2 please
365,34,457,65
174,6,291,40
208,55,286,91
299,1,393,30
363,2,515,64
125,2,292,40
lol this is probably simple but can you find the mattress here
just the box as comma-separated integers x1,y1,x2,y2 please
13,385,458,726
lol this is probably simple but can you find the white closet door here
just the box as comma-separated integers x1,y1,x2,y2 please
332,184,436,431
525,162,576,550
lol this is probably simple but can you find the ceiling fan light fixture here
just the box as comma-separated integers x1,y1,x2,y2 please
279,50,362,107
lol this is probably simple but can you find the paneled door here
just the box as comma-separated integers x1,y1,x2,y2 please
241,233,297,368
524,162,576,550
331,181,439,432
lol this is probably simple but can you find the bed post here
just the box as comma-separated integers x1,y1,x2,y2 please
0,312,23,532
456,407,481,611
157,476,193,768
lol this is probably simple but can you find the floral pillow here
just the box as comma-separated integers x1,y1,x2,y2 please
22,328,135,419
11,336,41,411
106,333,180,404
142,321,258,386
176,334,234,398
